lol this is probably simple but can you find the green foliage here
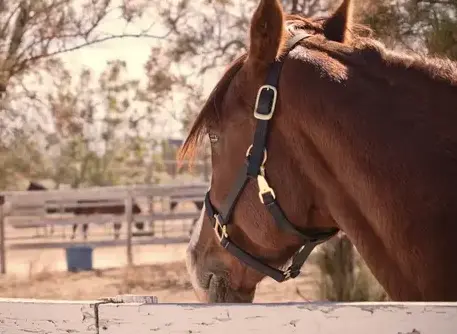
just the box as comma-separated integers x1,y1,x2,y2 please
2,0,456,192
359,0,457,60
0,0,162,97
0,56,173,189
425,14,457,59
42,60,163,188
0,133,47,189
0,0,183,190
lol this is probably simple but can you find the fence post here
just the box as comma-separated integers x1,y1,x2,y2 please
124,195,133,266
0,195,5,274
147,195,154,235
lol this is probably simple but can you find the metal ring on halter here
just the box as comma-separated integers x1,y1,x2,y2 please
245,144,267,166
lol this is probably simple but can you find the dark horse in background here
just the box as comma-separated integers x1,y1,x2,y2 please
27,181,143,240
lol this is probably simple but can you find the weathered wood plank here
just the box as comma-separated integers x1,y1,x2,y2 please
0,297,456,334
8,214,121,228
98,302,457,334
7,211,200,230
7,235,190,250
0,298,100,334
1,183,209,203
4,185,206,220
169,195,204,202
133,211,200,221
99,295,158,304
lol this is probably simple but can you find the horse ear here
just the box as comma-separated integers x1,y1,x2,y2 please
247,0,286,69
322,0,353,43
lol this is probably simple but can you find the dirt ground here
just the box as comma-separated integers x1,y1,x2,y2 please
0,218,322,303
0,242,321,303
0,197,324,303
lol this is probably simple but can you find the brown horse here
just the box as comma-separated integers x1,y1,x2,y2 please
180,0,457,302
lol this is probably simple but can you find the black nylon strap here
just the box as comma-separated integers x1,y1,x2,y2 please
285,242,320,278
204,192,216,222
203,30,339,284
246,119,269,177
204,163,249,226
219,163,249,222
224,239,288,282
246,32,312,178
285,32,312,51
206,190,303,282
224,233,328,282
263,193,316,240
262,193,339,241
247,61,283,177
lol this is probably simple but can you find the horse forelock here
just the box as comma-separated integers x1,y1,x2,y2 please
178,54,248,168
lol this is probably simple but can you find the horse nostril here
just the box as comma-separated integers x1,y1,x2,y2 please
207,273,215,289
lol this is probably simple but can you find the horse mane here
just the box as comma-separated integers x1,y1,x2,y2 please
178,53,248,166
178,12,457,168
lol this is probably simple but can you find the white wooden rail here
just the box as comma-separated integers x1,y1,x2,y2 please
0,296,456,333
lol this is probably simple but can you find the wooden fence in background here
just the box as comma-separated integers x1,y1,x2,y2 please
0,183,209,274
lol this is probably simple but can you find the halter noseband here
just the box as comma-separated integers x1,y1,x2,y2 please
204,31,340,283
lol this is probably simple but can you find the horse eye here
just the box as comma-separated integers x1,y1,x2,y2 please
208,133,219,144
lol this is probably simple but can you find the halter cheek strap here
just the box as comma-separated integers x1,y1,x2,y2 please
204,31,339,283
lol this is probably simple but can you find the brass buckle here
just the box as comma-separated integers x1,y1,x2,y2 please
257,174,276,204
246,145,268,165
213,214,228,242
253,85,278,120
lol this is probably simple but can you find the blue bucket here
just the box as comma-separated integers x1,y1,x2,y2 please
65,246,93,272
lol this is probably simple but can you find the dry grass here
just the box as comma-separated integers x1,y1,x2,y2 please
0,261,194,301
0,258,322,302
311,233,389,302
0,232,389,303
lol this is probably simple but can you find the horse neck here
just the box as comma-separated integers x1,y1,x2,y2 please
279,41,457,300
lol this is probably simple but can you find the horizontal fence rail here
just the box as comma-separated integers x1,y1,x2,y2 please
0,182,210,203
7,236,190,250
7,212,202,228
0,296,456,333
1,185,207,226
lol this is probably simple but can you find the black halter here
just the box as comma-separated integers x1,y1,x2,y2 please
204,31,340,283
